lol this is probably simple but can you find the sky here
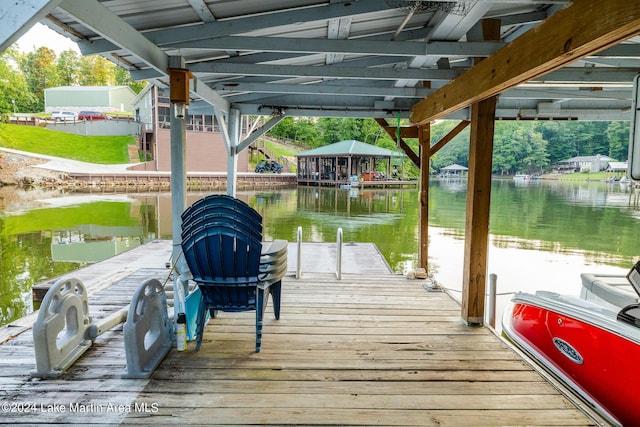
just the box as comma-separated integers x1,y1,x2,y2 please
15,23,80,54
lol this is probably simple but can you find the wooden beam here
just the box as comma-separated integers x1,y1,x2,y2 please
429,120,470,156
461,96,496,326
398,127,419,139
374,119,419,168
376,123,419,139
461,19,500,326
418,124,430,270
410,0,640,125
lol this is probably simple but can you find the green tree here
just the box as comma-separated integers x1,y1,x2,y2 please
79,55,115,86
269,117,297,142
360,118,384,145
493,122,548,175
293,117,320,146
536,121,578,165
317,117,363,144
56,50,82,86
19,47,59,111
114,66,146,94
606,121,629,161
268,117,321,146
0,47,37,114
429,121,470,171
574,122,609,156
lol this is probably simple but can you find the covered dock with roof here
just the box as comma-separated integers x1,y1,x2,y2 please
295,139,412,187
2,0,640,332
3,3,640,423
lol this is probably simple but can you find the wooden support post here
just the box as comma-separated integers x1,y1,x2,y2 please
461,19,500,326
418,123,430,270
378,115,467,271
461,97,496,325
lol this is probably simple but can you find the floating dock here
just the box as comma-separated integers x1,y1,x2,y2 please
0,240,603,425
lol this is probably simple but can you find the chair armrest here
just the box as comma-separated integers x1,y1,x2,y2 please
259,240,288,287
261,239,288,258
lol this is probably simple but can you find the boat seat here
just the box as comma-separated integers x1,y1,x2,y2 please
580,273,640,309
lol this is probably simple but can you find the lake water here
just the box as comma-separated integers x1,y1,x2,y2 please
1,179,638,328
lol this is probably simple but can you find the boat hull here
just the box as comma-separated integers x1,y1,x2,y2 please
503,291,640,426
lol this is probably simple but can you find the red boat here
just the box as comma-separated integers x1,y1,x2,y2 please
502,262,640,427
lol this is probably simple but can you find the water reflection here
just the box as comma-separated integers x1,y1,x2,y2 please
0,180,638,327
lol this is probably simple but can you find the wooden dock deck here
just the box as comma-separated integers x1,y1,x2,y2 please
0,241,603,425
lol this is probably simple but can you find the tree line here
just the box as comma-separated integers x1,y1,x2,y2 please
267,117,630,176
0,45,145,114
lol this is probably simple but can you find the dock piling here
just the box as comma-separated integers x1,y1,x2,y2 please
488,273,497,328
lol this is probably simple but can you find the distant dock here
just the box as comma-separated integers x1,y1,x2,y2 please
297,178,417,189
0,240,603,425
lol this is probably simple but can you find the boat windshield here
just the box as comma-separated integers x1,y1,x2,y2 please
627,261,640,297
617,304,640,328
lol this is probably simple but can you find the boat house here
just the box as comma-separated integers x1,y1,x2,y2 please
4,0,640,352
440,163,469,178
296,139,405,187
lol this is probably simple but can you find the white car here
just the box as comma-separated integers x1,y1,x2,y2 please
51,111,78,121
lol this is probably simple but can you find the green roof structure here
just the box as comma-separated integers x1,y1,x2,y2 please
441,164,468,171
296,139,412,188
296,140,403,158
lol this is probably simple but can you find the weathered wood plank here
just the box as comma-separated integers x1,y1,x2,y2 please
121,408,594,426
0,242,601,426
141,379,558,396
156,356,531,371
149,368,547,383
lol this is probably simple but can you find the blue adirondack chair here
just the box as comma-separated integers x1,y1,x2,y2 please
181,195,282,352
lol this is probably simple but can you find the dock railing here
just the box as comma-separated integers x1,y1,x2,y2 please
294,226,343,280
296,226,302,279
336,228,343,280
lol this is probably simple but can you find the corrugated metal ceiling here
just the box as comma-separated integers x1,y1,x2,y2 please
31,1,640,120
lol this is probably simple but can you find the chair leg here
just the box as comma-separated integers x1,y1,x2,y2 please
256,288,266,352
195,294,207,351
270,281,282,320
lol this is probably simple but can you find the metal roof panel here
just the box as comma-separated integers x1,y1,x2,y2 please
297,139,404,157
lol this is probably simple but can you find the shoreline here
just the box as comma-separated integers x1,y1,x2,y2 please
0,150,296,191
1,149,633,191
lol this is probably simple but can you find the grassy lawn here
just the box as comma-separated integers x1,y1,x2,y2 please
250,137,301,172
0,124,134,164
264,138,303,158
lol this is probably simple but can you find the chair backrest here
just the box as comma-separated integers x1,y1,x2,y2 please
182,195,262,232
181,196,263,311
182,224,262,281
181,210,261,244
